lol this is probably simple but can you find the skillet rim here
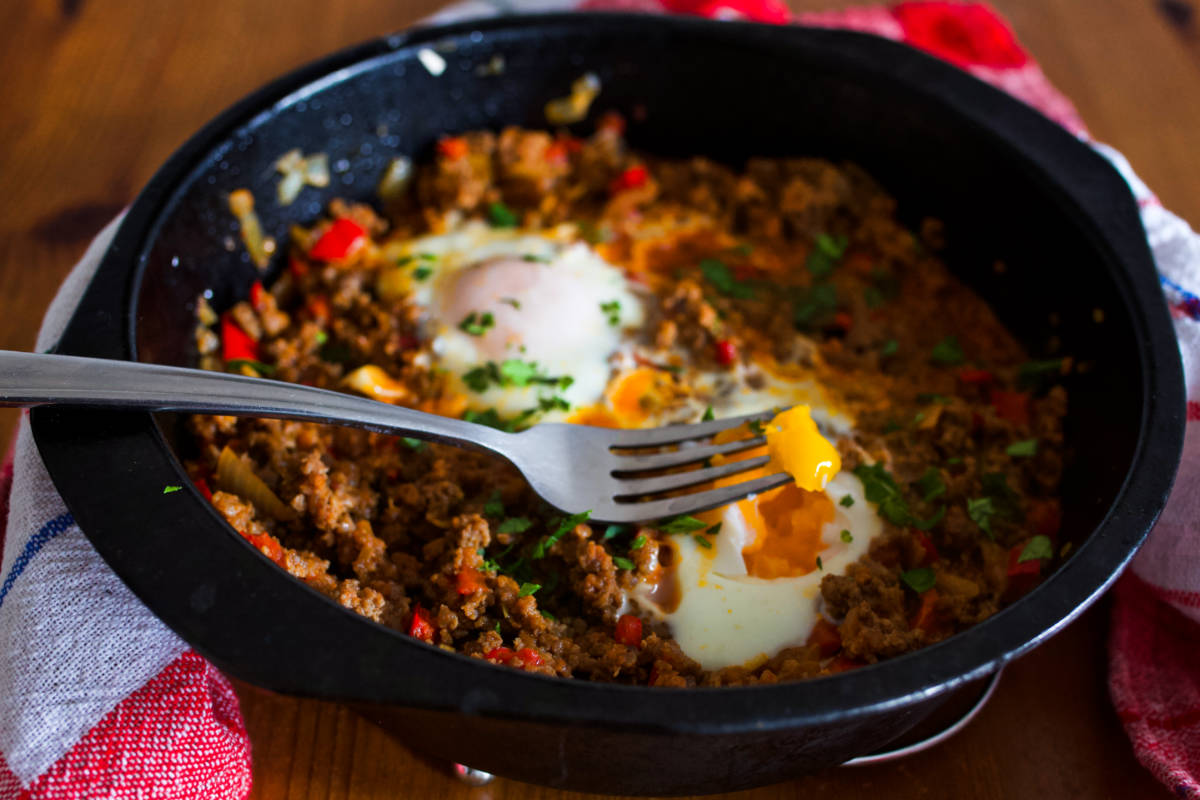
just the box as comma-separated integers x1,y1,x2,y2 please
31,12,1185,735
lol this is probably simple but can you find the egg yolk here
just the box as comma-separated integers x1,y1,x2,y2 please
765,405,841,492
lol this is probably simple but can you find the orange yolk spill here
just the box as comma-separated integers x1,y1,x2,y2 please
699,406,841,579
569,366,676,428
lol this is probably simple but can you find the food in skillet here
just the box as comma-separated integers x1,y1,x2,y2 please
188,115,1069,685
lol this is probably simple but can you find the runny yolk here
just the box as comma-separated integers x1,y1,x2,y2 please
569,366,676,428
701,405,842,579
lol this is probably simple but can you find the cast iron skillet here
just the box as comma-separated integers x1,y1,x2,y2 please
31,13,1184,795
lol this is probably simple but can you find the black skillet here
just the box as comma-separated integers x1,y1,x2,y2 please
30,13,1184,795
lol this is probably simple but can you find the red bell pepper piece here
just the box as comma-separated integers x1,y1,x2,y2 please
990,389,1030,426
309,218,367,262
806,617,842,658
485,647,514,663
288,256,308,278
408,605,436,643
615,613,643,647
1007,545,1042,578
515,648,543,667
827,655,864,673
1029,499,1062,540
833,311,853,332
249,281,265,311
306,295,331,324
437,136,469,161
909,588,940,634
220,313,259,362
239,530,285,567
193,477,214,503
914,529,939,565
957,368,994,384
609,165,648,194
715,339,738,366
456,567,485,595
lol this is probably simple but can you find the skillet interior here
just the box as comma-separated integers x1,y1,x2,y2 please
32,14,1184,794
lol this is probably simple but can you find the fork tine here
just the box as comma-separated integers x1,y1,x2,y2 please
611,435,766,474
604,472,793,522
602,409,777,449
613,455,770,499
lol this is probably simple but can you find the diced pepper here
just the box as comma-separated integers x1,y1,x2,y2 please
193,477,214,503
827,655,864,673
456,567,485,595
514,648,543,667
910,588,940,633
833,311,853,331
957,368,994,384
715,339,738,367
221,313,259,362
1007,545,1042,578
239,529,285,567
914,529,939,565
249,281,265,311
1029,499,1062,539
990,389,1031,426
544,140,569,165
485,647,514,663
610,165,648,194
437,136,469,161
408,604,436,643
615,613,643,647
309,218,367,262
805,616,842,658
288,256,308,278
306,295,331,324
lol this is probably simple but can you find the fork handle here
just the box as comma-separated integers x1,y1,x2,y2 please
0,350,510,453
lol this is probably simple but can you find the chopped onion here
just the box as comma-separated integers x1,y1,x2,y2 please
341,365,412,404
377,156,413,202
216,445,296,521
228,189,275,270
545,72,601,126
304,153,330,187
275,150,331,206
475,54,505,77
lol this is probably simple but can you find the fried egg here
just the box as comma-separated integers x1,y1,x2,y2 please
377,222,646,419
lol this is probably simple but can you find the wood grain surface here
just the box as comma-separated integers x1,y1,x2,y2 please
2,0,1195,797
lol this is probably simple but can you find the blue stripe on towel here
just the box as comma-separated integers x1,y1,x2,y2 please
0,512,75,609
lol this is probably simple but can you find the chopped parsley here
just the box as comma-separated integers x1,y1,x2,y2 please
806,233,848,279
853,462,945,530
841,529,853,543
914,467,946,502
747,419,767,436
488,201,519,228
930,335,965,366
728,243,754,256
917,393,952,405
162,485,182,494
699,258,755,300
463,408,521,432
401,437,425,451
706,522,722,536
314,330,329,346
613,556,636,570
702,406,715,422
458,311,495,336
880,339,899,358
500,297,521,309
946,457,964,465
462,360,573,393
901,567,936,593
225,358,276,376
630,534,648,550
1006,438,1038,457
413,265,434,281
864,286,886,309
540,609,557,621
693,534,713,549
1018,535,1054,563
517,582,540,597
602,524,628,540
1017,358,1066,388
600,300,621,326
533,510,592,559
497,517,533,534
658,515,707,534
840,495,855,508
816,556,824,570
792,283,838,330
967,497,996,536
522,253,551,263
483,490,505,517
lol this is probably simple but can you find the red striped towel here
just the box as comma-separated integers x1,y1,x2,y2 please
1,3,1196,798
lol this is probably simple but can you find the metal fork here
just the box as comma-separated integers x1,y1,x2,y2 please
0,350,790,523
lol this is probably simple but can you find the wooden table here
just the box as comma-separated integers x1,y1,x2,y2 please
1,0,1194,796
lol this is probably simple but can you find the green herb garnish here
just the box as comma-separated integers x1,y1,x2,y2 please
413,265,433,281
603,524,628,541
1018,535,1054,563
706,522,722,536
1006,439,1038,457
841,529,853,543
518,582,540,597
600,300,621,326
401,437,425,452
901,567,936,593
806,233,849,279
613,556,636,570
500,297,521,309
880,339,899,358
162,485,182,494
914,467,946,502
700,258,755,300
459,311,495,336
840,495,855,508
533,510,592,559
488,202,518,228
522,253,551,263
658,515,707,534
497,517,533,534
967,496,996,536
225,358,276,376
816,556,824,570
540,609,557,621
792,283,838,329
931,335,965,366
483,490,505,517
853,462,945,530
702,406,715,421
630,534,648,550
314,330,329,346
693,534,713,549
462,359,572,393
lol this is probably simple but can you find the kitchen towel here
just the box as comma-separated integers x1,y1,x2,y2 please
0,3,1196,798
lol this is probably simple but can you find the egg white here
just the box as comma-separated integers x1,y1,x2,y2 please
632,471,881,671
